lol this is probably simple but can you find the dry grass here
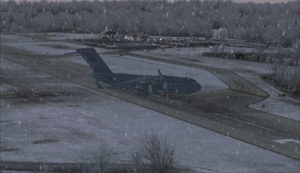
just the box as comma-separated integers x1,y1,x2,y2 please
272,65,300,93
132,133,179,173
81,146,114,173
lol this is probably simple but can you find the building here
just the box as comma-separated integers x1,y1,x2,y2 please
212,28,228,40
99,30,118,39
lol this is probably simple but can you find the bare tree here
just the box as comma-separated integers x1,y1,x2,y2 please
132,133,178,173
293,40,300,66
82,146,114,173
1,0,299,46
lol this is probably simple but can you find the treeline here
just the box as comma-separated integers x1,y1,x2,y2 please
1,0,299,47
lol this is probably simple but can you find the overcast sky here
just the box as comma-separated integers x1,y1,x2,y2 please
2,0,298,3
233,0,297,3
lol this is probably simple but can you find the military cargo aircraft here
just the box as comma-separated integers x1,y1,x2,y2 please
75,48,201,96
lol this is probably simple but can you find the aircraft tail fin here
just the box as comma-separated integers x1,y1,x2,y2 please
76,48,113,83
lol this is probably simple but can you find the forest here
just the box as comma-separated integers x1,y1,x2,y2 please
1,0,300,48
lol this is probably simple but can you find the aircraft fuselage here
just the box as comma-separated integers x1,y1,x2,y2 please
76,48,202,96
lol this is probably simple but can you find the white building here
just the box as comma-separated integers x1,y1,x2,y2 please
212,28,228,40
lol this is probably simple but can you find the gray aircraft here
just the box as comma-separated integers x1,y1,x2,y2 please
75,48,201,96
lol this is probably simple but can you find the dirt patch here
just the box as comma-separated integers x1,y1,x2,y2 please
56,91,74,96
16,92,57,98
0,44,75,59
32,138,59,144
66,104,80,107
0,147,19,152
0,120,13,124
38,114,50,120
7,91,62,105
4,90,79,105
0,161,133,173
40,44,72,49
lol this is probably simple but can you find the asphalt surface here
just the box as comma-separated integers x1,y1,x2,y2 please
1,44,299,161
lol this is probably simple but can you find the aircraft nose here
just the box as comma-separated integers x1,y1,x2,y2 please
172,78,201,95
188,79,202,93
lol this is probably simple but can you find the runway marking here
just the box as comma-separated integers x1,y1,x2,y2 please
151,94,183,106
228,88,268,98
59,67,81,74
215,113,276,132
274,139,300,145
